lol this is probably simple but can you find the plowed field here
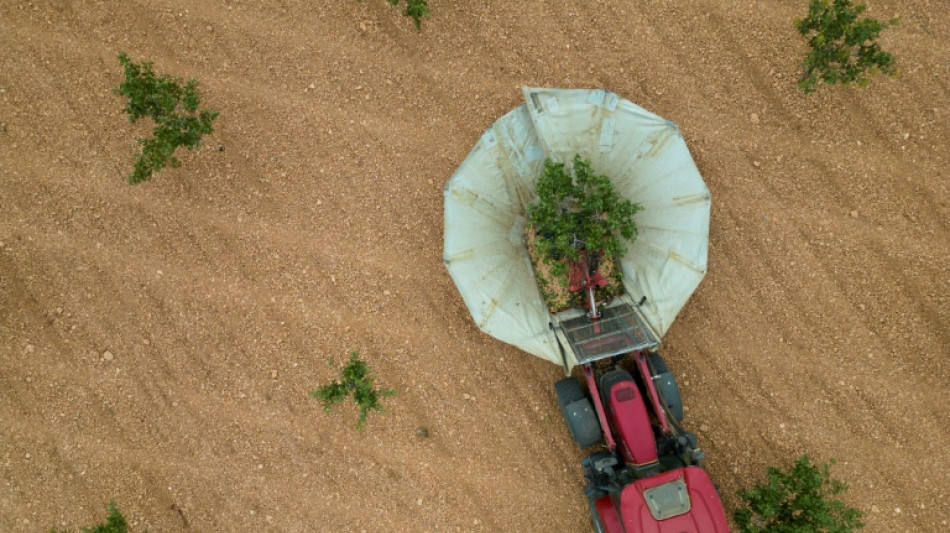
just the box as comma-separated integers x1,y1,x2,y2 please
1,2,948,532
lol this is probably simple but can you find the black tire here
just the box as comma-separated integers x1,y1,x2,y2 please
647,351,672,375
555,378,585,406
554,378,602,448
647,352,684,423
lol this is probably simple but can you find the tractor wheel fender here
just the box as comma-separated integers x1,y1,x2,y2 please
589,498,607,533
591,495,624,533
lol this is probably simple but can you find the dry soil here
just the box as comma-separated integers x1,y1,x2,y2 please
1,1,948,532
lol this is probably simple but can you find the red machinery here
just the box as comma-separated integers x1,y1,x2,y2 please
442,87,724,532
554,260,729,533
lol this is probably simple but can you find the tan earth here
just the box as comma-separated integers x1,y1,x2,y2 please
1,1,948,532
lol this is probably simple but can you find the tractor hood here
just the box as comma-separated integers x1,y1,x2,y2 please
615,467,729,533
444,87,710,371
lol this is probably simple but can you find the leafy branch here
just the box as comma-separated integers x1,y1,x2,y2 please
735,455,865,533
115,53,218,184
527,155,642,286
51,502,127,533
390,0,429,29
795,0,898,93
310,351,396,431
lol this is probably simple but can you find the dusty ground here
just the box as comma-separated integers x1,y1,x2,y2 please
1,1,948,532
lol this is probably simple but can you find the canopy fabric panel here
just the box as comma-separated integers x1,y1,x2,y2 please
444,88,710,369
443,105,563,365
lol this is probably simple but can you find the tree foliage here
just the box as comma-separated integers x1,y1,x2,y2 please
527,155,642,284
735,455,864,533
310,351,396,431
115,53,218,184
51,502,127,533
795,0,898,93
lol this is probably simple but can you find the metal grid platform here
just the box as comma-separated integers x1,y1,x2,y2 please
559,304,659,364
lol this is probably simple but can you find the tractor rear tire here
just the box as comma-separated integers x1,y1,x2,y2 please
555,377,585,406
648,352,684,423
555,378,602,449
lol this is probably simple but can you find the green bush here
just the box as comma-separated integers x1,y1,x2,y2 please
310,351,396,431
527,155,642,285
115,53,218,184
51,502,127,533
391,0,429,29
363,0,428,29
795,0,898,93
735,455,864,533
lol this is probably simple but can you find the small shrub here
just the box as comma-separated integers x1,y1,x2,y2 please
310,351,396,431
392,0,429,29
795,0,898,93
51,501,127,533
526,155,641,305
735,455,864,533
365,0,428,29
115,53,218,184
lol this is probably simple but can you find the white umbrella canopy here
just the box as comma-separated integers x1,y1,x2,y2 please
443,87,710,370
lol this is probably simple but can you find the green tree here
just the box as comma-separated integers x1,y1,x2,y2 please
51,502,127,533
115,53,218,184
735,455,865,533
527,155,642,284
795,0,898,93
310,351,396,431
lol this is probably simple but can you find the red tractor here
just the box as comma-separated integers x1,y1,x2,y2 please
442,87,727,532
554,280,729,532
